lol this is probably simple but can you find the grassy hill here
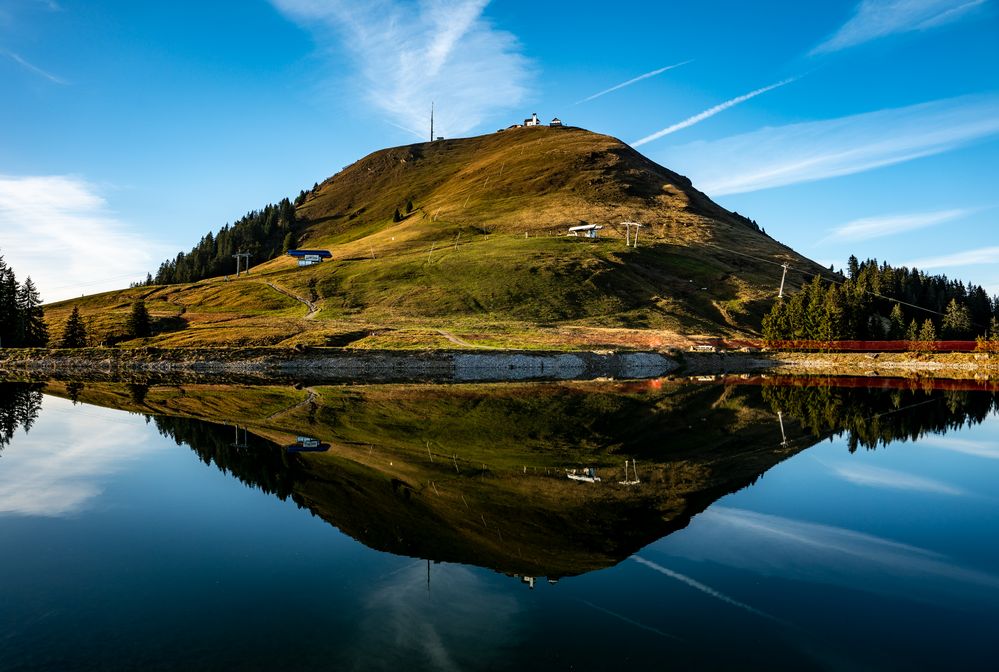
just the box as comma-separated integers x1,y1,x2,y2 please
45,126,828,349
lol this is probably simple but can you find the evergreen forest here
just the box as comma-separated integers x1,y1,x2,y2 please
148,196,302,285
762,257,999,343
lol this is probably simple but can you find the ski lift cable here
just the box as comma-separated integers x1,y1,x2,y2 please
697,240,982,325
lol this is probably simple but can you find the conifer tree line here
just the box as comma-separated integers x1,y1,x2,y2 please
0,252,48,348
148,197,300,285
762,256,999,342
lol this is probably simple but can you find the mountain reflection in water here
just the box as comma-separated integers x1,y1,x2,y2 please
31,377,999,580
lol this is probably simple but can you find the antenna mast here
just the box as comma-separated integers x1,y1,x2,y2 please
430,101,434,143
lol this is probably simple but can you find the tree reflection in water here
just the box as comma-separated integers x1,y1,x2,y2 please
0,383,43,453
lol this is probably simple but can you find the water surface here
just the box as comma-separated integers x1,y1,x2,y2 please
1,378,997,670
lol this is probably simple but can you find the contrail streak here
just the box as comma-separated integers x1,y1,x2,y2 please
632,77,797,147
7,52,67,85
576,60,693,104
632,556,785,624
579,600,681,640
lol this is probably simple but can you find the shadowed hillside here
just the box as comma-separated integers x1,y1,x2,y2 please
44,126,829,349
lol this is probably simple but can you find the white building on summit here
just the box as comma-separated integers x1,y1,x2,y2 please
499,113,564,132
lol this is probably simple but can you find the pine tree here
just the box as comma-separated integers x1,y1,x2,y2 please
0,259,17,347
905,319,919,343
888,303,906,340
941,299,972,339
918,319,937,342
127,301,151,338
59,307,88,348
802,276,826,340
787,293,808,340
127,383,149,405
392,208,402,223
282,231,297,253
990,316,999,343
820,284,846,342
66,382,84,405
761,299,790,342
847,255,860,280
406,199,414,214
16,277,47,347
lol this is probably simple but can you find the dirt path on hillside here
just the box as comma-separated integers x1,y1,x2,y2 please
436,329,495,349
264,388,319,421
265,282,319,319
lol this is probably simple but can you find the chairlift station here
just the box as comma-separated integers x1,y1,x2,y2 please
287,249,333,267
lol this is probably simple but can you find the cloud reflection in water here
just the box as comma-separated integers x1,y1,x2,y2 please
0,397,163,517
656,507,999,606
826,463,967,496
349,561,522,671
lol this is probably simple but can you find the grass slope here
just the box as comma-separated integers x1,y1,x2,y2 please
45,126,828,349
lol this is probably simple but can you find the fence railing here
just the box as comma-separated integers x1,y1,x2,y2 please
712,339,998,353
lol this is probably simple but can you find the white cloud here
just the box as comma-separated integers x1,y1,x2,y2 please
664,94,999,195
271,0,531,138
828,463,966,495
0,175,165,302
0,396,164,517
576,60,692,104
921,436,999,459
906,245,999,269
826,208,972,242
811,0,988,55
632,78,797,147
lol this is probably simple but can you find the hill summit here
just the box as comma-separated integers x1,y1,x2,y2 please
46,125,825,349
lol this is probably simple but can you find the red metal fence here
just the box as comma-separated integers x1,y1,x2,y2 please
718,339,997,353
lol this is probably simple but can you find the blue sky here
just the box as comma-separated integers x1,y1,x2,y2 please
1,0,997,302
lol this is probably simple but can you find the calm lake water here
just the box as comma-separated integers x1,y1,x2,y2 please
1,377,997,670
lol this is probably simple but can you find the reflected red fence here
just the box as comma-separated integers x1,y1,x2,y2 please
721,374,999,394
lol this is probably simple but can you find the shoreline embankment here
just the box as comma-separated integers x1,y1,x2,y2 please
0,347,995,384
0,347,679,383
